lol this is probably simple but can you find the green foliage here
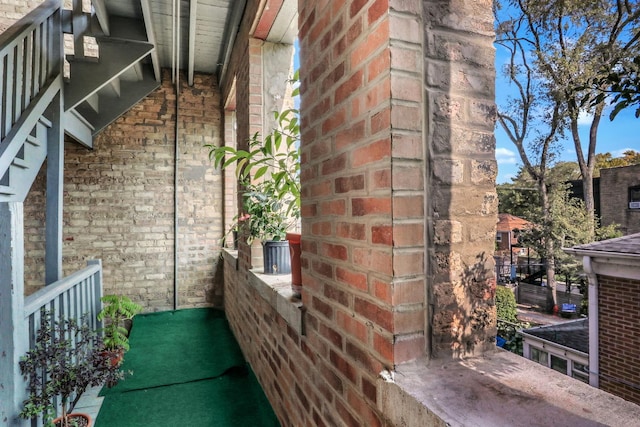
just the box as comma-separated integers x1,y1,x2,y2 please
577,277,589,316
209,106,301,217
19,312,125,427
496,0,640,241
495,286,518,323
208,71,300,243
497,319,529,355
98,295,142,351
499,164,622,279
495,287,531,355
497,184,538,222
583,57,640,120
594,150,640,176
240,183,298,243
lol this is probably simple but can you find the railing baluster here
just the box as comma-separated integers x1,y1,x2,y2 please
40,19,47,88
33,23,42,96
80,278,87,318
14,39,24,124
91,275,98,330
1,56,5,140
24,31,33,108
4,47,14,137
45,15,53,84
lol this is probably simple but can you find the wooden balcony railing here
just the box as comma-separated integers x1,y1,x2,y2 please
0,0,61,141
23,260,104,349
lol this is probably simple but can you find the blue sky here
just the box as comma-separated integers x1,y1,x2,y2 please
495,107,640,183
493,21,640,184
293,42,637,184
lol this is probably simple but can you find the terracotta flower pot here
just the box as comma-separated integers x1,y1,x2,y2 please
98,347,124,368
53,413,91,427
286,232,302,296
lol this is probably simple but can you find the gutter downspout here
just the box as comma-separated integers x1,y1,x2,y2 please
172,0,181,310
583,255,599,388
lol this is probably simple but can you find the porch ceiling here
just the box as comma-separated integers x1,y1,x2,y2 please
61,0,297,145
105,0,297,78
106,0,235,76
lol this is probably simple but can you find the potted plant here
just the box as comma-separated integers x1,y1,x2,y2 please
97,294,142,363
241,183,296,274
209,71,302,278
19,312,125,427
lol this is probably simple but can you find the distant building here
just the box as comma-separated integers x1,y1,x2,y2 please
569,164,640,235
521,319,590,384
600,164,640,235
496,213,532,255
495,214,536,283
564,233,640,405
569,177,601,218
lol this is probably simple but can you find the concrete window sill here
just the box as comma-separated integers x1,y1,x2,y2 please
378,349,640,426
221,248,305,335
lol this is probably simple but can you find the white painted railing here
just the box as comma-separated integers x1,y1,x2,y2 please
23,260,104,349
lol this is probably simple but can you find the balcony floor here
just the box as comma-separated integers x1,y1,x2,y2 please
92,308,279,426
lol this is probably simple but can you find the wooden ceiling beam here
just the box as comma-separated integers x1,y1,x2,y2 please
188,0,197,86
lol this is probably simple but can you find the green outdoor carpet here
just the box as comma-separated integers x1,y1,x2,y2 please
95,308,280,427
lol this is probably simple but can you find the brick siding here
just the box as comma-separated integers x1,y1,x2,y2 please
24,70,225,310
425,0,497,357
10,0,499,424
222,0,497,425
0,0,44,21
600,164,640,235
598,274,640,405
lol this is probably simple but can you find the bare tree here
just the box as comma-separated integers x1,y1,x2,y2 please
499,0,640,237
495,14,565,310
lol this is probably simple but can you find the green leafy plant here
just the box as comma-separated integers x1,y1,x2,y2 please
495,286,518,323
19,312,125,427
208,71,300,243
97,295,142,352
495,286,531,355
240,183,297,243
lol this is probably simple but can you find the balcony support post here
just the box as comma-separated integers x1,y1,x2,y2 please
0,202,28,426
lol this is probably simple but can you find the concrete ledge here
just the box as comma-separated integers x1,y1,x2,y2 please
222,249,304,335
378,349,640,427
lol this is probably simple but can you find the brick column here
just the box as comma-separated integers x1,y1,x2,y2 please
300,0,497,377
423,0,497,358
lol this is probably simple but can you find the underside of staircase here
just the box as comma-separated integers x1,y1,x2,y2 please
0,0,159,203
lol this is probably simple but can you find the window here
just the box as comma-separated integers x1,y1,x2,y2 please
550,354,568,375
630,186,640,209
572,362,589,384
496,233,502,243
530,347,548,366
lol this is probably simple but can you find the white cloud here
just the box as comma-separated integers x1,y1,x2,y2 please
495,147,518,165
577,110,593,126
611,147,635,157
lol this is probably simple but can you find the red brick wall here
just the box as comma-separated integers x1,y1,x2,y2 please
23,70,225,310
598,274,640,405
223,0,497,425
222,1,403,425
218,0,264,271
